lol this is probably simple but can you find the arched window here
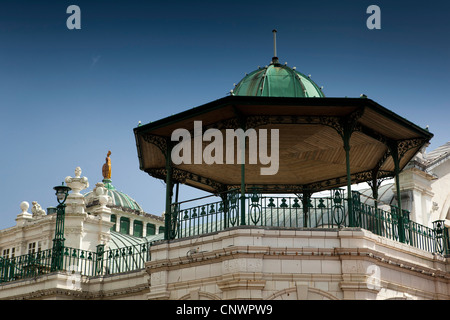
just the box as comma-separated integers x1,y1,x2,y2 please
133,220,143,237
147,223,156,236
110,214,116,231
120,217,130,235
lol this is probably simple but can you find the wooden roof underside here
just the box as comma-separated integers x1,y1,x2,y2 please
134,97,432,194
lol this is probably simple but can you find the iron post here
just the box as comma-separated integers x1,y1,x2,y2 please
164,141,174,240
343,125,354,227
51,182,70,272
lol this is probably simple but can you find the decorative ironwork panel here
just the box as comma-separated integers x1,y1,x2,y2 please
433,220,449,255
227,190,239,227
142,133,168,156
352,191,362,227
397,138,428,159
330,189,345,227
248,188,262,225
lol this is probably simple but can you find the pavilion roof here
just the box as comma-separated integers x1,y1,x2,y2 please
134,96,433,194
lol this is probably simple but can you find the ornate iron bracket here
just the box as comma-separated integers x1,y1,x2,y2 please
145,167,227,193
142,133,168,156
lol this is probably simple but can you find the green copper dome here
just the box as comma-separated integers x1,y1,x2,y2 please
232,57,325,98
84,151,144,213
84,179,144,213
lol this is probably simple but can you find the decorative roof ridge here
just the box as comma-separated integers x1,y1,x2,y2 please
423,141,450,162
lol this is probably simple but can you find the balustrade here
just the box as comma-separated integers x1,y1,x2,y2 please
2,190,448,284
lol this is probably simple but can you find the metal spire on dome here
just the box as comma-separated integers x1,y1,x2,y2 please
272,29,277,58
271,29,280,65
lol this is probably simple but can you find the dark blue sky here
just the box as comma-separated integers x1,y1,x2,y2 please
0,0,449,228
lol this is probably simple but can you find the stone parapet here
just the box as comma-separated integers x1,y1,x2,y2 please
146,226,450,300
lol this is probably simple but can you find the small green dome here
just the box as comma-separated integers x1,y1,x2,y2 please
232,57,325,98
84,179,144,213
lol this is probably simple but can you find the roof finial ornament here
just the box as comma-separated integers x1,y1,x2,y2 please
102,150,112,180
272,29,277,57
272,29,280,65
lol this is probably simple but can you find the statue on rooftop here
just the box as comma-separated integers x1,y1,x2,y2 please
31,201,45,217
102,150,112,180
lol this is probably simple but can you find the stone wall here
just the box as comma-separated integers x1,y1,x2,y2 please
146,226,450,300
0,269,150,300
1,226,449,300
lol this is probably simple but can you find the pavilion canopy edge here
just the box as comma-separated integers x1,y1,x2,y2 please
134,96,432,195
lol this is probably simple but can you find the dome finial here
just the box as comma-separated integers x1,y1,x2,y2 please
272,29,280,65
102,150,112,180
272,29,277,57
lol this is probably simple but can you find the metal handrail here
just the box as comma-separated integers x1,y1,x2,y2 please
0,240,157,284
2,191,448,285
173,190,449,256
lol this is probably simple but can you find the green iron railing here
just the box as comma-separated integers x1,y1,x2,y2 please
172,189,450,255
2,190,449,285
0,241,154,284
0,247,93,283
101,243,150,275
